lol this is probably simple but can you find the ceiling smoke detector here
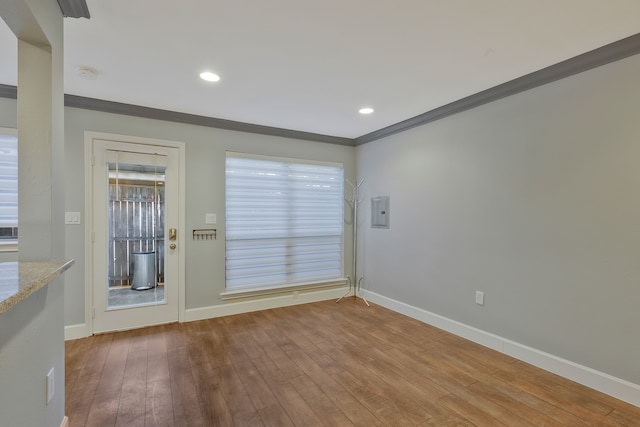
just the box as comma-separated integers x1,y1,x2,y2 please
77,66,99,80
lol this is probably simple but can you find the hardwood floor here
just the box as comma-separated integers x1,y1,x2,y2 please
65,299,640,426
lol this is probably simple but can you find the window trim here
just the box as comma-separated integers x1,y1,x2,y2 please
227,151,344,169
220,278,347,300
224,151,346,294
0,127,18,247
0,241,18,253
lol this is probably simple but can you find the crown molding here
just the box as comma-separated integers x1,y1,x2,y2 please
0,84,352,145
56,0,90,18
355,32,640,145
64,95,354,146
2,33,639,146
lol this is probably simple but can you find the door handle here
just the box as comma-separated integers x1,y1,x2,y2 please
169,228,177,241
169,243,177,250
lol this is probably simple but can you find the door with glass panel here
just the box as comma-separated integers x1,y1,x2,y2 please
92,139,180,333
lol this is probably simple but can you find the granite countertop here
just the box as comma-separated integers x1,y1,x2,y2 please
0,260,74,314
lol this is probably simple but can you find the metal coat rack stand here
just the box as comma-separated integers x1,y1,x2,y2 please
337,178,369,306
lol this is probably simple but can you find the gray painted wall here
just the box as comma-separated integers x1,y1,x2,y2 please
63,106,356,326
0,279,66,426
0,0,66,425
356,53,640,384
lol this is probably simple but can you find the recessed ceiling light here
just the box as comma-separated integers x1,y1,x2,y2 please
200,71,220,82
359,107,374,115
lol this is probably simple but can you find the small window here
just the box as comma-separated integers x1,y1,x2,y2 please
225,153,344,291
0,129,18,247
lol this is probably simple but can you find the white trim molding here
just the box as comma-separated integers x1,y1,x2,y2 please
64,323,90,340
187,286,345,322
67,286,346,337
83,131,187,334
221,279,347,300
0,242,18,252
362,289,640,408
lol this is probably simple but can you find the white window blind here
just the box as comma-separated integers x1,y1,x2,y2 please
225,154,344,290
0,132,18,240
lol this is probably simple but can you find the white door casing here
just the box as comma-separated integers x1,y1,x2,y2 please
85,132,185,334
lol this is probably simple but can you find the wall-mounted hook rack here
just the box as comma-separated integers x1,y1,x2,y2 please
193,229,217,240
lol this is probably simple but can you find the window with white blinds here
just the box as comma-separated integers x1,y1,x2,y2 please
0,131,18,242
225,153,344,291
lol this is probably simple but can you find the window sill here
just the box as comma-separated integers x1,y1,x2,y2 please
220,278,347,301
0,242,18,253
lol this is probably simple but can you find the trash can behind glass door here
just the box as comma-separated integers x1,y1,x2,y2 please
131,251,156,290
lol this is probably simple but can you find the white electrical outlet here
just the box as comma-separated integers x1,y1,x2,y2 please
46,368,55,404
475,291,485,306
205,213,217,224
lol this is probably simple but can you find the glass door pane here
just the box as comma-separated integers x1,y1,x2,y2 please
107,161,166,309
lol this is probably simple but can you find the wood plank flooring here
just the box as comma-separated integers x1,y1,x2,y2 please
65,299,640,426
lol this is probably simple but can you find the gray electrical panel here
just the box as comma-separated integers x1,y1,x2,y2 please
371,196,390,228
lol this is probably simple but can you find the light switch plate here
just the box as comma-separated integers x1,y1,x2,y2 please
65,212,81,225
205,213,217,225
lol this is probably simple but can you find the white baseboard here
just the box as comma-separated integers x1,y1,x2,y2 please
64,287,346,338
64,323,90,340
60,416,69,427
185,286,346,322
362,289,640,408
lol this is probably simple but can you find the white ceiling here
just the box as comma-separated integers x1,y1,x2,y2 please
2,1,640,138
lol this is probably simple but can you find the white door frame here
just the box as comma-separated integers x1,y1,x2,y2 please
84,131,186,334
